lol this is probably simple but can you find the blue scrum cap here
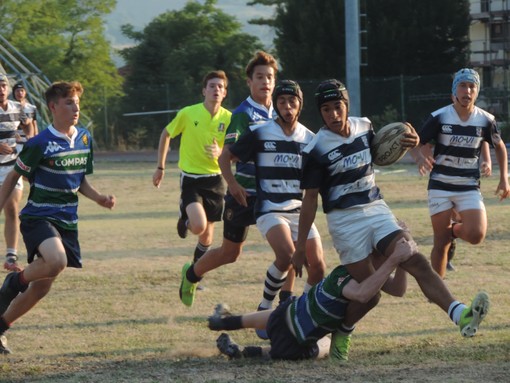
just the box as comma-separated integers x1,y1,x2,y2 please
452,68,480,96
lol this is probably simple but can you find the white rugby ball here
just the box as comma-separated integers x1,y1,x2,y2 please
371,122,411,166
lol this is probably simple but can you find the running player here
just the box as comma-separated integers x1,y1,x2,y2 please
219,80,326,336
0,81,116,354
179,52,280,307
153,71,231,267
411,68,509,278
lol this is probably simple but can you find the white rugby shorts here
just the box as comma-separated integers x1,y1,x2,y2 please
327,200,400,265
256,211,320,241
427,189,485,216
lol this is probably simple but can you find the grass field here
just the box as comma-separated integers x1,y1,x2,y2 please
0,160,509,383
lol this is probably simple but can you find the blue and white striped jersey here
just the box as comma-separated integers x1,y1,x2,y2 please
419,104,500,192
301,116,382,213
0,100,23,165
229,119,314,217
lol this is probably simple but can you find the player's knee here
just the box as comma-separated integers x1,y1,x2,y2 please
465,231,485,245
306,258,326,278
189,222,207,235
45,253,67,277
222,248,242,264
400,251,431,275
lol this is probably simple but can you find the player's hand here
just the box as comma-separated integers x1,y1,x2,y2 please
0,142,14,155
228,181,248,207
390,238,418,264
400,123,419,148
416,145,434,176
495,179,510,201
204,138,221,159
97,194,116,209
153,168,164,188
480,161,492,177
291,248,307,278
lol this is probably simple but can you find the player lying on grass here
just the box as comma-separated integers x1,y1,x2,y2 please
207,237,412,360
208,236,489,361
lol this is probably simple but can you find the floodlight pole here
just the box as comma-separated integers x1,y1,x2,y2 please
345,0,361,116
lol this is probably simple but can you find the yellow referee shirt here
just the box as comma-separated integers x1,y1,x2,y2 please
166,102,231,175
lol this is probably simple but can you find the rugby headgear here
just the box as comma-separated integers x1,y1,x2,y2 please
315,79,349,110
272,79,303,120
12,82,25,100
452,68,479,96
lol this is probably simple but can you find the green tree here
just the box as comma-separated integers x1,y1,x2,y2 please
119,0,263,149
0,0,123,148
248,0,470,77
364,0,470,76
248,0,345,80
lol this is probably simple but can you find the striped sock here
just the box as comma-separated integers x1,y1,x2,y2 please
259,263,288,309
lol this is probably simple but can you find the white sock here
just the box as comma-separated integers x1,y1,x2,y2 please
448,301,467,325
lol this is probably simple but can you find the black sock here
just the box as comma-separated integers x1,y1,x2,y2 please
11,271,28,293
338,323,355,336
0,316,10,335
193,243,210,263
186,264,202,283
222,316,243,331
242,346,263,358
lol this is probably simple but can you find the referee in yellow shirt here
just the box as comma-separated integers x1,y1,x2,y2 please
153,70,231,266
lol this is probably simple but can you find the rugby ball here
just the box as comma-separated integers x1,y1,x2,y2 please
371,122,411,166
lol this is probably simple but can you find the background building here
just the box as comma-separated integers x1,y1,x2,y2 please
470,0,510,123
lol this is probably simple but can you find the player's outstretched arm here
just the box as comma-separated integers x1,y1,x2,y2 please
343,238,416,303
79,176,116,209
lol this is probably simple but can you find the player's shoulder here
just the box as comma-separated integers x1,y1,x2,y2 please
349,116,372,134
430,104,452,118
7,99,22,110
218,105,232,117
296,122,316,140
181,102,203,114
249,118,274,133
473,106,495,123
232,98,252,115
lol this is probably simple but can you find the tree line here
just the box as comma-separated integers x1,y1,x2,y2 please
0,0,472,149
